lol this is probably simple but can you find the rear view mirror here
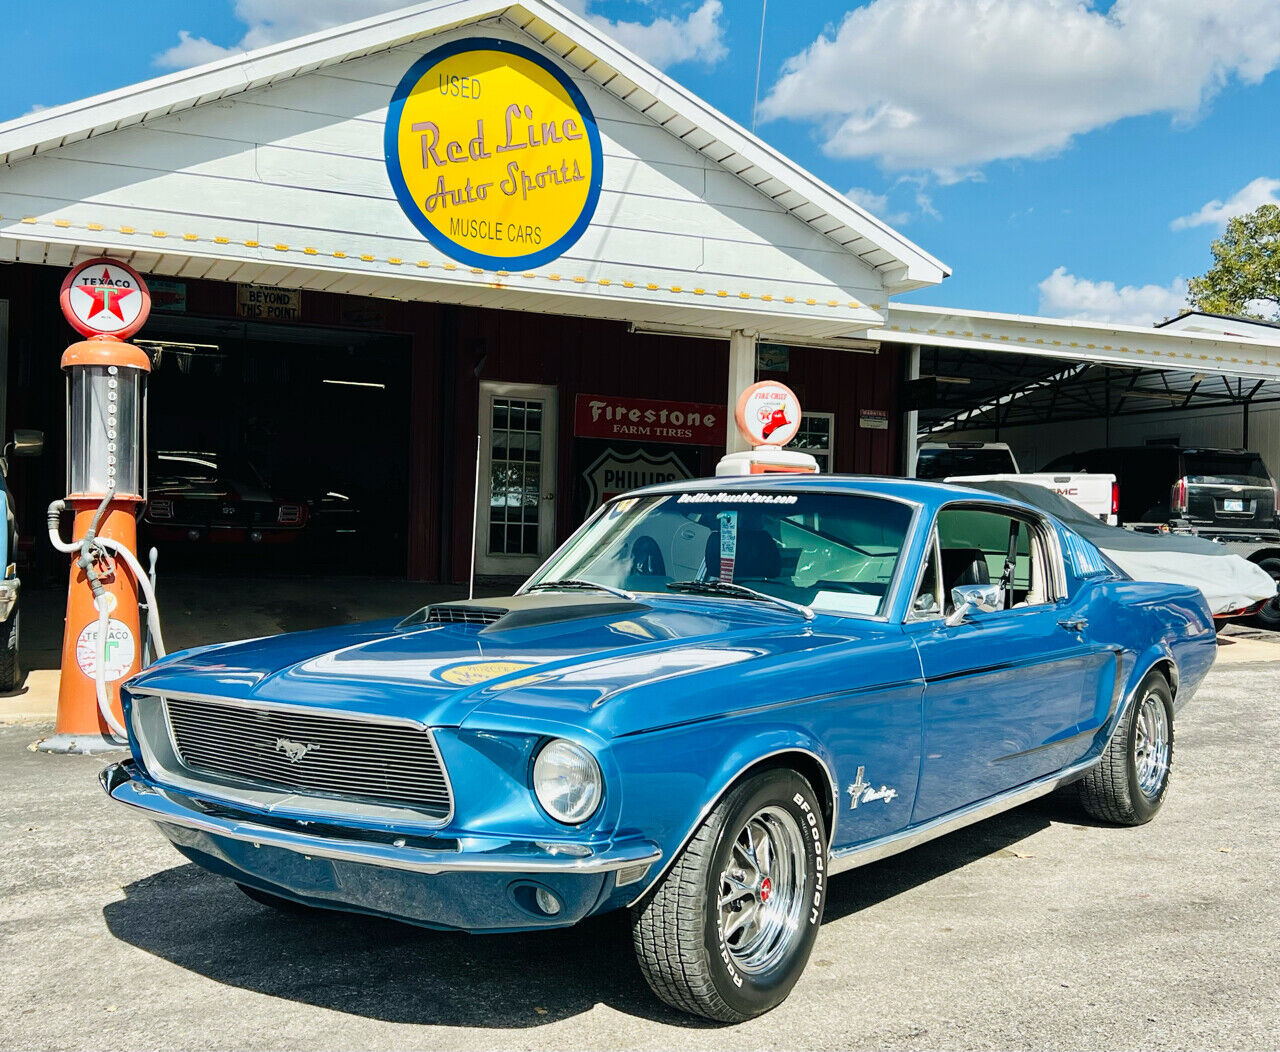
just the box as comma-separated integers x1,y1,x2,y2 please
10,430,43,458
946,582,1004,626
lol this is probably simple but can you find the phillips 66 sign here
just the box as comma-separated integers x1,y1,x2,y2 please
385,37,604,270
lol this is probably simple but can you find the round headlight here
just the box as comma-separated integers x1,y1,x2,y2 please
533,739,603,824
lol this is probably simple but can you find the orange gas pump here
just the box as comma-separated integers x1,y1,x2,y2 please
39,258,164,754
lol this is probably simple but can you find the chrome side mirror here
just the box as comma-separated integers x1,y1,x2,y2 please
945,582,1004,626
11,429,43,458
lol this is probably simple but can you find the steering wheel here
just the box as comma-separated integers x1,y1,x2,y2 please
630,535,666,577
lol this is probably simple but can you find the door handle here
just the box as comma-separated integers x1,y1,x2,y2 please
1057,616,1088,632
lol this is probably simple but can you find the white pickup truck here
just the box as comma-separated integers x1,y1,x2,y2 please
914,441,1119,524
948,471,1119,526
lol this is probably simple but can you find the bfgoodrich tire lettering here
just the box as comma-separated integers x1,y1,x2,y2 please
630,769,826,1022
1078,670,1174,825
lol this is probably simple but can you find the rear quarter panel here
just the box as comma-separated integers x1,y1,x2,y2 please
1078,577,1216,714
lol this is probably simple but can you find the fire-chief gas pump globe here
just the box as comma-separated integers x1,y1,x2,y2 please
717,380,818,476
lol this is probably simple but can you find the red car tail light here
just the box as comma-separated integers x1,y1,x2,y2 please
1111,481,1120,517
277,503,307,526
1171,477,1188,515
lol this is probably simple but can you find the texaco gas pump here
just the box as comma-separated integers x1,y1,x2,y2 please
40,258,165,754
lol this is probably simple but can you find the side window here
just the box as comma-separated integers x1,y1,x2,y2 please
908,535,943,619
934,507,1056,613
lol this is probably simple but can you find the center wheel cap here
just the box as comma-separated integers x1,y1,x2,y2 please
759,877,772,903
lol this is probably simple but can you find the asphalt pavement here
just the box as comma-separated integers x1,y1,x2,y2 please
1,659,1277,1051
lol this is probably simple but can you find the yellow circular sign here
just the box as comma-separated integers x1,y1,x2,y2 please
439,661,535,686
385,38,603,269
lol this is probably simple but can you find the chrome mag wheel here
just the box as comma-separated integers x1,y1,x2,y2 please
1134,690,1171,799
717,804,808,975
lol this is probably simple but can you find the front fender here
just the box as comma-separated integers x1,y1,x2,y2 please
599,719,839,912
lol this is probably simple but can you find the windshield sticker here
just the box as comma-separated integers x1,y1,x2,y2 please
717,511,738,582
677,492,798,504
607,497,638,519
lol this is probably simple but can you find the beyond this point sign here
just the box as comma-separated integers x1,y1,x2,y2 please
386,37,603,270
59,258,150,340
735,381,802,447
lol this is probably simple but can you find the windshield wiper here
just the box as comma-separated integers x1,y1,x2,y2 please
525,579,636,601
667,580,814,620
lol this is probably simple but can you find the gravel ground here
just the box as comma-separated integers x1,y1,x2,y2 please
1,661,1277,1051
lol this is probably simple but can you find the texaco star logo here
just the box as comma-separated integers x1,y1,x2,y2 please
59,257,150,339
75,268,136,323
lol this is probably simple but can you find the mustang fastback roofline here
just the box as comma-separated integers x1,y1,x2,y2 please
100,762,662,876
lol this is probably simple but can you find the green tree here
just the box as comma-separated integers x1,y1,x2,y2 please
1188,203,1280,319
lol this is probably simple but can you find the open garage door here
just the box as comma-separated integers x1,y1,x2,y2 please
136,316,412,577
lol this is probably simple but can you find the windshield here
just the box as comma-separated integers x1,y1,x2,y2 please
916,446,1016,479
526,490,914,617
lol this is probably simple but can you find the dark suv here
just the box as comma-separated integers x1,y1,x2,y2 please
1042,446,1279,534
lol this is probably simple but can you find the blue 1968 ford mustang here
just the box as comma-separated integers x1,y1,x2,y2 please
102,475,1216,1021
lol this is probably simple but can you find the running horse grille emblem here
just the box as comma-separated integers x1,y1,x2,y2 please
274,738,319,763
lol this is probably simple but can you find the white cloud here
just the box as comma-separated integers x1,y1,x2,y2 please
156,0,726,71
565,0,726,68
1037,266,1188,326
759,0,1280,173
1171,176,1280,230
845,185,912,225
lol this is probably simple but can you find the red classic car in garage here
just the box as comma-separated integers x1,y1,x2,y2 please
141,451,310,547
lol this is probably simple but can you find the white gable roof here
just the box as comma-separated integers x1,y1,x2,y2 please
0,0,946,295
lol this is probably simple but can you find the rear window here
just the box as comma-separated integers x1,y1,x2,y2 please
1182,452,1271,484
916,446,1017,479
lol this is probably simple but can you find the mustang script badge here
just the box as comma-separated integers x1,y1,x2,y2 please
847,765,898,809
274,738,319,763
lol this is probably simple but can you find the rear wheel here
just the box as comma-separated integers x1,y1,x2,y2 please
631,769,826,1022
1078,671,1173,825
0,606,20,693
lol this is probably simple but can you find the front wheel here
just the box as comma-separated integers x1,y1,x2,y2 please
1078,671,1173,825
631,769,827,1022
0,606,20,693
1251,557,1280,630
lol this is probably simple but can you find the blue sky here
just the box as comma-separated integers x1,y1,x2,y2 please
3,0,1278,323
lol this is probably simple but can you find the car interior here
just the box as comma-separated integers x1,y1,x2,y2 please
574,494,913,616
912,507,1056,618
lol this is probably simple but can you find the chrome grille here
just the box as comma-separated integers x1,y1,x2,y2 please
163,695,451,817
426,605,504,625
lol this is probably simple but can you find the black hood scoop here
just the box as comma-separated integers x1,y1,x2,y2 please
416,592,649,633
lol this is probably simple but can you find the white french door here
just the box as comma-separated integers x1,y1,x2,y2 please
475,382,558,576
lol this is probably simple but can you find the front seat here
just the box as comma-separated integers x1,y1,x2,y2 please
941,547,990,596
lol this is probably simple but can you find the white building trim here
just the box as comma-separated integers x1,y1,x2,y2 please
0,0,946,298
877,302,1280,382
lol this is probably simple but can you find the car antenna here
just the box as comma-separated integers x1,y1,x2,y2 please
469,433,480,601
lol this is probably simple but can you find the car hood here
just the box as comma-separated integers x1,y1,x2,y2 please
125,592,855,731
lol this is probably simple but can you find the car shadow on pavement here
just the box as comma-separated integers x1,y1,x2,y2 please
101,796,1073,1028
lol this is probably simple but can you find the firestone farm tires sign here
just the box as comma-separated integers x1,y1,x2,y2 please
385,38,604,270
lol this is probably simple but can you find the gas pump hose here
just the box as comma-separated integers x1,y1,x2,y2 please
47,496,166,742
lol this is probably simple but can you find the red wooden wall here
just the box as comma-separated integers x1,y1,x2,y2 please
1,262,902,584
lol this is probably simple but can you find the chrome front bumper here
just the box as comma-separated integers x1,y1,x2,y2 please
101,761,660,878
